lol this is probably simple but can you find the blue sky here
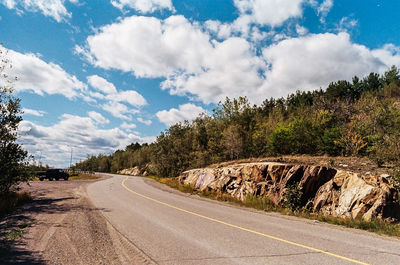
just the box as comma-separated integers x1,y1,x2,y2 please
1,0,399,167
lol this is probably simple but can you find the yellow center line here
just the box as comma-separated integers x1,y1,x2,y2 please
121,176,370,265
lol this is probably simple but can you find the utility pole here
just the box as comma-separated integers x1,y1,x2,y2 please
70,147,73,169
38,151,42,167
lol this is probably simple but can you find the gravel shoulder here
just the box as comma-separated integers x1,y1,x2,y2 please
0,177,153,265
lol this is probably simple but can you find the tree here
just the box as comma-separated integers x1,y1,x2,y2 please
223,125,243,160
0,47,29,195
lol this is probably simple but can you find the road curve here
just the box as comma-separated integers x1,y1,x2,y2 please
87,174,400,265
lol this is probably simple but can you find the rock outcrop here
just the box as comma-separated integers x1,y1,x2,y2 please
118,166,148,176
179,162,400,221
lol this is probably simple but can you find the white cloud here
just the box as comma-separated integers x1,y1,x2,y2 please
88,111,109,124
296,24,308,36
18,114,155,167
87,75,117,94
88,75,147,107
22,108,47,117
337,16,358,32
161,37,266,104
80,16,266,104
317,0,333,22
81,15,213,78
156,103,205,126
107,90,147,107
121,121,137,131
204,20,233,40
137,117,152,125
3,47,86,99
86,75,147,119
102,102,131,120
233,0,305,27
111,0,173,13
261,32,400,98
79,16,400,106
101,101,139,120
0,0,71,22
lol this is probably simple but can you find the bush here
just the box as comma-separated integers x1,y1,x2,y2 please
283,183,303,211
0,47,30,195
0,192,31,218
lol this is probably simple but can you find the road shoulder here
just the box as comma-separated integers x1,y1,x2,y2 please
0,178,155,265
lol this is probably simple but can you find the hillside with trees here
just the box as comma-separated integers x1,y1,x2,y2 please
73,66,400,183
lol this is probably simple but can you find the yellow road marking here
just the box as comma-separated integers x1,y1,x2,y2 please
121,176,369,265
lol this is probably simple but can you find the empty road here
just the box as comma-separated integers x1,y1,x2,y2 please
87,174,400,265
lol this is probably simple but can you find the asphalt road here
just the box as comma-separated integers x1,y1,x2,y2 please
87,174,400,265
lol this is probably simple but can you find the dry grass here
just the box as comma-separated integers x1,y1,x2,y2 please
69,173,100,180
0,192,31,218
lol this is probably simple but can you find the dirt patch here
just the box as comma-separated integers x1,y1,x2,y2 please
0,179,154,265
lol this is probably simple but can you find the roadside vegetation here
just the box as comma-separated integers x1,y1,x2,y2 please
0,192,31,218
74,66,400,186
0,47,32,217
68,172,100,180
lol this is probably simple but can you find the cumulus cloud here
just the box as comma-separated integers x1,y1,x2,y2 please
18,114,155,167
79,16,400,106
22,108,47,117
3,47,86,99
137,117,152,125
156,103,205,126
120,122,137,131
161,37,266,104
87,75,117,94
79,16,265,103
295,24,308,36
233,0,305,27
108,90,147,107
261,32,400,98
0,0,71,22
80,15,213,78
87,75,146,119
102,101,137,120
87,75,147,107
111,0,173,13
88,111,109,124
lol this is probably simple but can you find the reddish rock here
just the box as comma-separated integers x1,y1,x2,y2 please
179,162,399,221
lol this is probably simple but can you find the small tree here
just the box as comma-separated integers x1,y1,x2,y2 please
0,47,29,195
223,125,242,160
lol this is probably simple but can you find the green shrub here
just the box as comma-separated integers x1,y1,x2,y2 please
283,183,303,211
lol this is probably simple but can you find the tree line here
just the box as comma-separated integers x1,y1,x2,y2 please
73,66,400,179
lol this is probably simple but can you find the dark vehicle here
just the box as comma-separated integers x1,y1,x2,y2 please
37,169,69,181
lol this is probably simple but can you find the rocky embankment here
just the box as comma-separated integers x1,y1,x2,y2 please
118,166,148,176
179,162,400,221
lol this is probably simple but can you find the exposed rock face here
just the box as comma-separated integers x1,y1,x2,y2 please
118,166,142,176
179,162,400,221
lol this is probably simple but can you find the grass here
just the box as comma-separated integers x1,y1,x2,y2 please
0,192,31,218
32,172,100,181
149,176,400,238
3,222,34,241
69,173,100,180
